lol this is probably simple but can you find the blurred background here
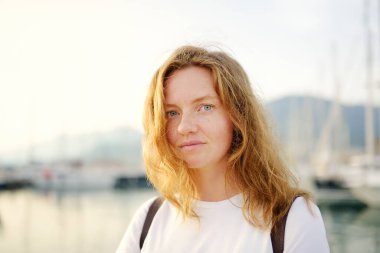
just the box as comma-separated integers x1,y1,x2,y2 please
0,0,380,252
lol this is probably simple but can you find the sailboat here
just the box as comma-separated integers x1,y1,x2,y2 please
347,156,380,207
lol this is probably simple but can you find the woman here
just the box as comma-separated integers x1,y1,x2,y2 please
116,45,330,253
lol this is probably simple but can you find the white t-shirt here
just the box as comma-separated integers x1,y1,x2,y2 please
116,194,330,253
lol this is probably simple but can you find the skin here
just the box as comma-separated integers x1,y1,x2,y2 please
164,66,238,201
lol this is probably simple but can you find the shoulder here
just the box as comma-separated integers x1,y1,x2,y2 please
284,197,330,253
130,196,160,233
115,196,159,253
288,197,320,221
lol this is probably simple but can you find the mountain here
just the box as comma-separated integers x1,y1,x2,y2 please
266,95,380,159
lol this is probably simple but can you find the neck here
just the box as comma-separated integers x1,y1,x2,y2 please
192,165,240,202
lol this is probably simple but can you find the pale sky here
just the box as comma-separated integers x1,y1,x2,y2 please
0,0,379,153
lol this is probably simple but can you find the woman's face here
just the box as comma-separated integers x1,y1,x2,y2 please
164,66,233,172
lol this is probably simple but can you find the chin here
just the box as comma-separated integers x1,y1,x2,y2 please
184,160,205,169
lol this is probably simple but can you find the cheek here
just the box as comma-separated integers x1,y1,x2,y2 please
224,123,234,146
219,117,234,148
206,115,233,146
166,121,177,145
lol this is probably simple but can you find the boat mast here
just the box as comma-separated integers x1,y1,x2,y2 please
364,0,375,167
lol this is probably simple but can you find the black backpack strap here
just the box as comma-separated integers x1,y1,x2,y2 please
271,196,300,253
139,196,164,249
139,195,300,252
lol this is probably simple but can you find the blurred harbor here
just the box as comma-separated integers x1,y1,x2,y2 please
0,95,379,252
0,93,379,252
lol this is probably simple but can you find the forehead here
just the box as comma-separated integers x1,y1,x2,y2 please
164,66,218,104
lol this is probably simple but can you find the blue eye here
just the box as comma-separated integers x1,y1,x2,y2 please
166,111,178,118
201,104,214,111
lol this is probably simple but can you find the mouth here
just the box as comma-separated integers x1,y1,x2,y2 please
179,142,205,151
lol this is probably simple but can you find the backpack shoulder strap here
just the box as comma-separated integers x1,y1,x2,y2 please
139,196,164,249
139,195,300,252
270,196,300,253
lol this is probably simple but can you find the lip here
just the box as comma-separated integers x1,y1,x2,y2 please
179,141,205,150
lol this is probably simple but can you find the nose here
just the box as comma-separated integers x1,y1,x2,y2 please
177,112,198,135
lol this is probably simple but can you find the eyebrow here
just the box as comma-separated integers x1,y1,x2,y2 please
164,95,219,107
